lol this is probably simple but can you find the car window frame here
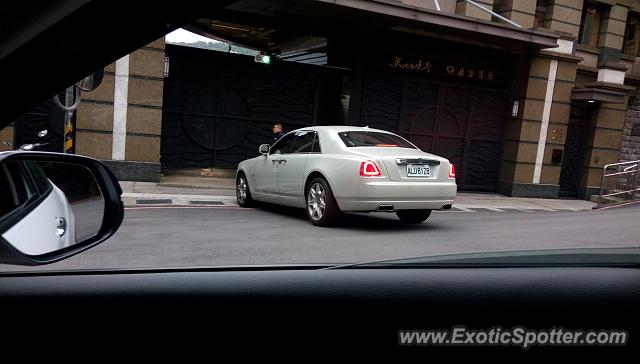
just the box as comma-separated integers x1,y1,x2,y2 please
287,131,317,154
21,161,53,197
270,130,320,155
338,131,417,149
269,132,297,155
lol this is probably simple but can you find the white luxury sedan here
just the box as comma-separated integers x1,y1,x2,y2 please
236,126,457,226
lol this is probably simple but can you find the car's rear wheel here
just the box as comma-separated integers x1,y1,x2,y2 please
306,177,340,226
396,209,431,224
236,172,253,207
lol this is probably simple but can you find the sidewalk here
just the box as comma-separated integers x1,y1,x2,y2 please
120,175,596,211
120,178,236,207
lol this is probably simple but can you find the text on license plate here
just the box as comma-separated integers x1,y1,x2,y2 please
406,164,431,177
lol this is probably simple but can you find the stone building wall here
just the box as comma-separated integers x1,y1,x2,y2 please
621,96,640,162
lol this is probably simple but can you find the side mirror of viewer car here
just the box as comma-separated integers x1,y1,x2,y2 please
259,144,270,156
0,151,123,265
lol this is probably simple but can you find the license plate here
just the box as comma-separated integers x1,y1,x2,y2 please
406,164,431,177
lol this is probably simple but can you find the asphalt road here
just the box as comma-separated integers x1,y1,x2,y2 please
2,202,638,272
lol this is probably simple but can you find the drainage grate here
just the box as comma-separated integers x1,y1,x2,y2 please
189,200,224,205
136,199,172,205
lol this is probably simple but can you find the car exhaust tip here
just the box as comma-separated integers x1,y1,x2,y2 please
377,204,394,212
442,204,452,210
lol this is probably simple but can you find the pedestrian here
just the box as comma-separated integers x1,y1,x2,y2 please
272,122,283,142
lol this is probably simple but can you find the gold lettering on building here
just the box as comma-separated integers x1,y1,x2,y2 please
389,57,432,73
445,65,496,81
389,57,498,81
550,128,564,142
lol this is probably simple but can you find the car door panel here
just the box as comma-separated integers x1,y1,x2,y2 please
252,132,297,200
276,155,308,207
276,131,317,207
251,155,279,199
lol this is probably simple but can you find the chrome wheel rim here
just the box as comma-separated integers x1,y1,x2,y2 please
237,176,247,203
307,182,326,221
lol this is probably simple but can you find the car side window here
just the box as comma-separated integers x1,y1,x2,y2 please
287,131,316,154
270,133,296,155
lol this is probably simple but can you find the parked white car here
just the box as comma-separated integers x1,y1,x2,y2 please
236,126,457,226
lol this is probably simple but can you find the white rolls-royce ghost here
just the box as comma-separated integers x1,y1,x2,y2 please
236,126,457,226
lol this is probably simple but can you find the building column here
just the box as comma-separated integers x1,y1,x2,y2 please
575,4,631,198
75,37,165,182
579,99,628,197
112,55,130,161
598,4,629,59
545,0,584,37
596,5,629,84
456,0,495,21
493,0,537,29
499,36,579,197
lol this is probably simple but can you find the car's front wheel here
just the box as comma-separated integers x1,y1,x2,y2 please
236,172,253,207
396,209,431,224
306,177,340,226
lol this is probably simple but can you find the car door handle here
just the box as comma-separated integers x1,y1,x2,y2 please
279,160,287,165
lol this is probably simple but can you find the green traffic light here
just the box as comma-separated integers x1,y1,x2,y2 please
262,55,271,64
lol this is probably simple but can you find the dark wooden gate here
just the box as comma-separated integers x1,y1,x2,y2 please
161,45,335,170
358,73,507,190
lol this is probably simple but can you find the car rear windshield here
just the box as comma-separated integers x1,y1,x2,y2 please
338,131,416,148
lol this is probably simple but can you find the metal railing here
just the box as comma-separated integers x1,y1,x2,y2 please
597,160,640,208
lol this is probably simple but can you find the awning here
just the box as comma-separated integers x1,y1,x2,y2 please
186,0,560,57
316,0,559,49
572,83,633,104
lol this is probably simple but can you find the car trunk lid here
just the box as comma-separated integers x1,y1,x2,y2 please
348,147,448,182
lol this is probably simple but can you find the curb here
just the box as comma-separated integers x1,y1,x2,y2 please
122,197,591,212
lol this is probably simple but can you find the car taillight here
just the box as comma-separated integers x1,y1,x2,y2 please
448,162,456,179
360,160,382,177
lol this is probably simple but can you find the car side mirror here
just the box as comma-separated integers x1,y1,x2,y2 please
0,151,123,265
259,144,270,156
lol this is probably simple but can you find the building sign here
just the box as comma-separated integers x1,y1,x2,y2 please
388,56,432,73
550,128,564,142
387,55,501,83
